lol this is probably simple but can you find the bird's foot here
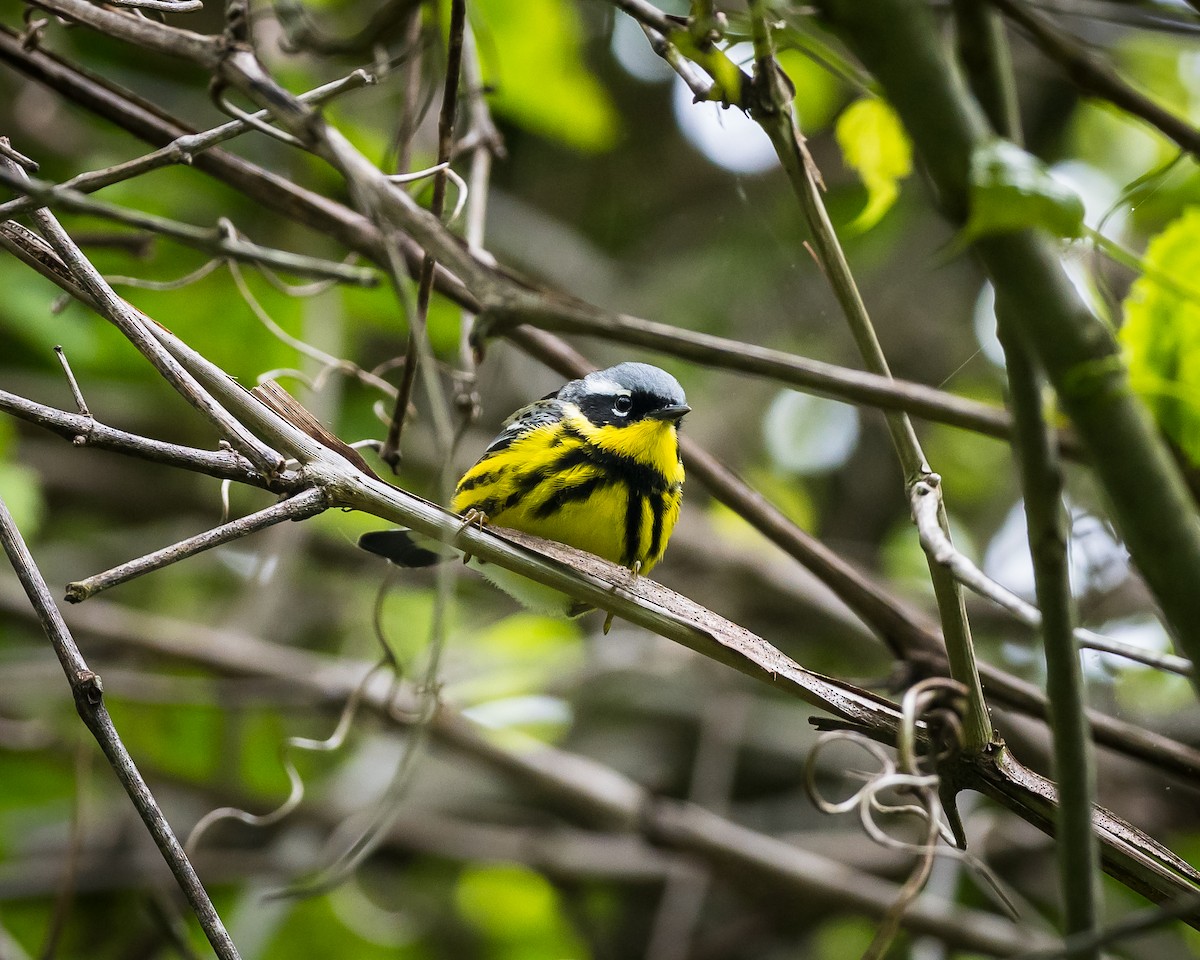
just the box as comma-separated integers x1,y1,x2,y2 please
458,508,489,564
602,561,641,634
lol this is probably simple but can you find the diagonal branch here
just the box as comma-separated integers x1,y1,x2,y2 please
0,67,376,220
0,387,298,490
0,498,242,960
0,166,378,284
2,110,1193,782
0,152,284,477
64,486,328,602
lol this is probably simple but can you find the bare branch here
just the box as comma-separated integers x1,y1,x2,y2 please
0,154,284,476
52,345,89,416
911,478,1193,676
0,68,375,221
0,498,241,960
106,0,204,10
0,167,378,285
0,387,295,489
378,0,468,468
64,486,328,603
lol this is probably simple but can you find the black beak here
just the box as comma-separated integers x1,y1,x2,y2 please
649,403,691,422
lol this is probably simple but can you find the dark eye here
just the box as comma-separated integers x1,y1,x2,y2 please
613,395,633,416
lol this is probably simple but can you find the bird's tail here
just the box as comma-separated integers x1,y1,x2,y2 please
358,529,454,567
359,528,593,619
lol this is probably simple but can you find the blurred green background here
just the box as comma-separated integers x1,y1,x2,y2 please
2,0,1200,957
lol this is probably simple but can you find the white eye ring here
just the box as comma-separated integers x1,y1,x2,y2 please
613,395,632,417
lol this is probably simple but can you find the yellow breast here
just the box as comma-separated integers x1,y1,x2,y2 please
452,407,684,571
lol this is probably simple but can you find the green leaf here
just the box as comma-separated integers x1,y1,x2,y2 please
1120,207,1200,463
834,97,913,232
474,0,619,152
0,461,44,540
776,49,842,134
455,863,586,958
964,139,1085,240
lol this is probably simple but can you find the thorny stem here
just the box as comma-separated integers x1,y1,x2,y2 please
744,0,991,752
954,2,1101,948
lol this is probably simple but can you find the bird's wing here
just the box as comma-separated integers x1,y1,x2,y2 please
483,398,566,453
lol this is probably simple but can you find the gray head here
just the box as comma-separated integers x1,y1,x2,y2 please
559,362,690,427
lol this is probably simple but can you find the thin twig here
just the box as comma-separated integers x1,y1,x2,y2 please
64,486,328,602
0,168,377,285
106,0,203,10
0,387,296,490
0,149,284,477
52,345,89,416
910,478,1193,676
745,0,991,750
0,496,242,960
481,294,1075,452
378,0,468,468
0,68,375,220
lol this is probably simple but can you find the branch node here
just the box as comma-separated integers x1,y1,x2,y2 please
72,669,103,707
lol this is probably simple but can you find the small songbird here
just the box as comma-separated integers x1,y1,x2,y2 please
360,362,690,616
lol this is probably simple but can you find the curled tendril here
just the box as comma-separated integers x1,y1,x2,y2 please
184,657,396,858
804,678,1018,959
386,161,470,225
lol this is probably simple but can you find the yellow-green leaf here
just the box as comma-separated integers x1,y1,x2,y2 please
474,0,619,152
1120,207,1200,463
835,97,913,232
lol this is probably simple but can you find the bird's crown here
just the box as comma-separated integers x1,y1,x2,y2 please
562,362,686,407
558,363,689,428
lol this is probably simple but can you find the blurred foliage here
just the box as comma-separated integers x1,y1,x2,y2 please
473,0,619,151
965,139,1085,241
1121,207,1200,464
0,1,1199,958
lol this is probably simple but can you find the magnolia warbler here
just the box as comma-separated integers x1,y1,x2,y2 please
360,362,690,616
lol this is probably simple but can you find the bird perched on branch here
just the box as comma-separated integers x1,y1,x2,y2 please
360,362,690,618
